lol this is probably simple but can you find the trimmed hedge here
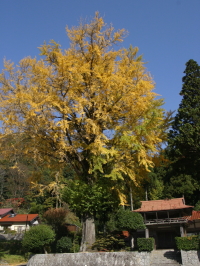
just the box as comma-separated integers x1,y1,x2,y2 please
137,238,154,252
175,236,200,250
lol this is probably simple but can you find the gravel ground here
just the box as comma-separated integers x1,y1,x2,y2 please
0,260,9,266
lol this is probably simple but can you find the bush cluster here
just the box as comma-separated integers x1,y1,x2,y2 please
92,233,126,251
56,236,72,253
22,224,55,253
115,208,145,231
175,236,200,250
137,238,154,252
0,240,25,255
3,228,17,235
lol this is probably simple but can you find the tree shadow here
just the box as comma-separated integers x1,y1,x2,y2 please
163,250,182,264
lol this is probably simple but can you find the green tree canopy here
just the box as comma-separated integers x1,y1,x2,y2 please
22,224,55,254
115,208,145,231
165,59,200,204
106,207,145,233
62,179,119,218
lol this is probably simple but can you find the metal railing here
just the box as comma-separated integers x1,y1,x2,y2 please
145,217,188,225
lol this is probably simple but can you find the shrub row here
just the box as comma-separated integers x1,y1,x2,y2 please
175,236,200,250
93,235,154,252
137,238,154,252
0,237,75,255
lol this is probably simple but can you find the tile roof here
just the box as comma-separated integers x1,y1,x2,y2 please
133,198,193,212
0,214,38,223
187,210,200,221
0,208,13,216
122,231,130,237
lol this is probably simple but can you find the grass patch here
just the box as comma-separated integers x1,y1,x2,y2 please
2,254,27,265
0,243,28,265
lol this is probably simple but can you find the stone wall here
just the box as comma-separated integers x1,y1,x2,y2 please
26,250,200,266
27,252,151,266
0,233,24,240
181,250,200,266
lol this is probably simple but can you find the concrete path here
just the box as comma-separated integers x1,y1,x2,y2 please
0,261,26,266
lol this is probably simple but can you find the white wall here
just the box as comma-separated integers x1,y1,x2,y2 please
0,222,30,232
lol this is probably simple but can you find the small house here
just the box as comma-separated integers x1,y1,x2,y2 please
0,213,39,233
0,208,14,218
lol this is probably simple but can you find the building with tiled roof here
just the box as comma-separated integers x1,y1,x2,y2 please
0,208,14,218
134,198,193,212
0,213,39,233
185,210,200,236
187,210,200,221
133,198,194,249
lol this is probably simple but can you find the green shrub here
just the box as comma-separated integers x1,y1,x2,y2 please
115,208,146,231
56,236,72,253
175,236,199,250
3,228,17,235
137,238,154,252
92,233,126,251
22,225,55,254
0,240,25,255
70,234,80,253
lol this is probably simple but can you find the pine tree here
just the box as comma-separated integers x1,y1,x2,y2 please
165,59,200,203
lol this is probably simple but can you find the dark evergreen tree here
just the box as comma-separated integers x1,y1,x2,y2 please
164,59,200,204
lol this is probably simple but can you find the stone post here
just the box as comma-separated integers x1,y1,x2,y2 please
180,225,186,237
145,228,149,238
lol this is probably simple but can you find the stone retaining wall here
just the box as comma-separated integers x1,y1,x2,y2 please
181,250,200,266
27,252,151,266
0,233,24,240
26,250,200,266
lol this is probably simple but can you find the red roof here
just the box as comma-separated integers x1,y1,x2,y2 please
187,210,200,221
0,208,13,216
122,231,130,237
0,214,38,223
133,198,193,212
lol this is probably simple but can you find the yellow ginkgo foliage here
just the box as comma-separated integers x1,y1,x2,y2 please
0,13,166,250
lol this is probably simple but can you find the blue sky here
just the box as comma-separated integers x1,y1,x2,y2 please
1,0,200,113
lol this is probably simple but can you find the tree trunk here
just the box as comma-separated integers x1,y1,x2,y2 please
130,187,133,211
43,246,48,254
80,215,96,252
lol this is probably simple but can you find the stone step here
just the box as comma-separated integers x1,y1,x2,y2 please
151,265,181,266
150,250,182,265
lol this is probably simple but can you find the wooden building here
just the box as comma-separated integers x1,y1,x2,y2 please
133,198,193,249
186,210,200,235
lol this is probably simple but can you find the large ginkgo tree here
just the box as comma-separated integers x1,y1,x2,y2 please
0,13,166,251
